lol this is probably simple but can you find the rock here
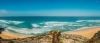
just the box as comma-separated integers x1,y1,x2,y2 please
88,30,100,43
0,28,5,34
0,37,2,39
50,30,61,43
59,34,89,43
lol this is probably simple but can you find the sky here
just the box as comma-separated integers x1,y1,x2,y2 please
0,0,100,16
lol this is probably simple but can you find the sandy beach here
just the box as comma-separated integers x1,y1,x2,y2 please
0,30,31,39
63,27,100,39
0,27,100,39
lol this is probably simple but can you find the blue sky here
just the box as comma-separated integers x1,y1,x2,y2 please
0,0,100,16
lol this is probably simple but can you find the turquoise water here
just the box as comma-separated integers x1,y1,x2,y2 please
0,16,100,35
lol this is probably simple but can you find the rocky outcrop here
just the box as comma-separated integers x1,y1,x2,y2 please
59,34,89,43
0,28,5,34
88,31,100,43
0,30,89,43
0,37,2,39
50,30,61,43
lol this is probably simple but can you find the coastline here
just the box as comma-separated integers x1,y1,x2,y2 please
63,27,100,39
0,30,32,39
0,27,100,39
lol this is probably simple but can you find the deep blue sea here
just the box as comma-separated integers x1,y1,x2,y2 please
0,16,100,35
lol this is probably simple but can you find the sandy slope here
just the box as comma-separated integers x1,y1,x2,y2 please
63,27,100,39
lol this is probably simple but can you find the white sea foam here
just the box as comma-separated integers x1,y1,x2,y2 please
43,25,53,27
76,20,100,22
31,24,40,27
44,21,80,27
68,24,84,26
0,20,24,25
6,26,52,35
40,23,43,24
73,26,100,31
0,20,9,24
8,21,24,25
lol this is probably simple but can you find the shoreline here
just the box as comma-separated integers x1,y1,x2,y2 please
0,30,32,39
0,26,100,39
63,27,100,39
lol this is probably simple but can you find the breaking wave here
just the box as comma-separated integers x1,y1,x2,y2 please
76,20,100,22
0,19,100,35
0,20,24,25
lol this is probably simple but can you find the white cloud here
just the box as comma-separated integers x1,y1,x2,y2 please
0,10,8,14
0,10,8,16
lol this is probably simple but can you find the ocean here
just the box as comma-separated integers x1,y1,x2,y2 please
0,16,100,35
